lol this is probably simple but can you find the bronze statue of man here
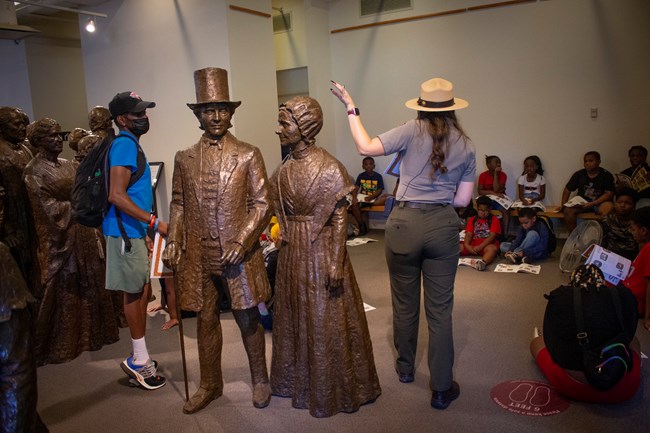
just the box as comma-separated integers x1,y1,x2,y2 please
77,106,115,157
0,106,39,297
163,67,272,414
67,127,91,163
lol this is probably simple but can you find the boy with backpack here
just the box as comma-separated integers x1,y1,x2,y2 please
501,207,552,264
103,91,168,390
459,195,501,271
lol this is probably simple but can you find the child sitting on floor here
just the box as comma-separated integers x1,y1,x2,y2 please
478,155,511,237
459,195,501,271
501,207,550,264
622,206,650,331
600,187,638,261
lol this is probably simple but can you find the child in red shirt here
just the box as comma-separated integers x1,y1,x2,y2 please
460,195,501,271
478,155,510,237
622,206,650,330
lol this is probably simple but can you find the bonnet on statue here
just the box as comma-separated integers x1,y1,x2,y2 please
280,96,323,141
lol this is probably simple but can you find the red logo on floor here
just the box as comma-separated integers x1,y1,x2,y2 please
491,380,570,416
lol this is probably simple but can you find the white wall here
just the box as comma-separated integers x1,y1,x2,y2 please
229,0,283,171
80,0,279,219
273,0,308,71
327,0,650,203
0,40,33,117
301,0,336,159
25,35,88,159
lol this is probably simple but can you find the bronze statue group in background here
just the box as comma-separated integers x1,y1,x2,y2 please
0,67,381,425
24,118,120,366
0,105,123,432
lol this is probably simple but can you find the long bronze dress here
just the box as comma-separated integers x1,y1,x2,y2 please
269,146,381,418
23,154,119,366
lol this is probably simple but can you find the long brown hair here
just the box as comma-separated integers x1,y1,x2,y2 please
417,110,469,179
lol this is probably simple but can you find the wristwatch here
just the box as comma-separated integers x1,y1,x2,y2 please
347,107,360,116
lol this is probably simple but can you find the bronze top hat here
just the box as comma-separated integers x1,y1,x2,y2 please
187,67,241,110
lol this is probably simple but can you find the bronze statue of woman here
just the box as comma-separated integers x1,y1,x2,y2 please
24,118,120,366
269,96,381,417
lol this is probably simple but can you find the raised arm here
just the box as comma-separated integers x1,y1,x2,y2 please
330,81,384,157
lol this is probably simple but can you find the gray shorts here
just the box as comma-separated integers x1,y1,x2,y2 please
105,236,150,294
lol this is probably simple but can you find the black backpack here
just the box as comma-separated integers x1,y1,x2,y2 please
538,215,557,253
572,268,633,391
71,133,146,228
543,265,637,391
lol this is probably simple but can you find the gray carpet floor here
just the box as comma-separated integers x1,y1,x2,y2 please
37,230,648,433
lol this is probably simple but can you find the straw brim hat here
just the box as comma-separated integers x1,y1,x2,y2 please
405,77,468,112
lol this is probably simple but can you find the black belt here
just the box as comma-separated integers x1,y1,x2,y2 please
396,201,447,210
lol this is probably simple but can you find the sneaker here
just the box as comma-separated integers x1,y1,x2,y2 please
475,260,486,271
121,356,166,390
521,256,531,264
504,251,518,264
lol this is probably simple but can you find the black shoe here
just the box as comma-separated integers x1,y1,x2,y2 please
396,368,414,383
359,222,368,236
431,381,460,409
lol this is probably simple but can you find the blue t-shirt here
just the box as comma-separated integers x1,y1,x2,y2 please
378,119,476,204
101,131,152,238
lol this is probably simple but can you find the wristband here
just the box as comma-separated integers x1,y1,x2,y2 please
148,213,156,228
347,107,360,116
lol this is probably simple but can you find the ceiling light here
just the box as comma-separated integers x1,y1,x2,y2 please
86,17,95,33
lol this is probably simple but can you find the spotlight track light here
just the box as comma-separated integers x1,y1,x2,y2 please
86,17,96,33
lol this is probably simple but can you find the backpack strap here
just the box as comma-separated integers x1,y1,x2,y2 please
107,133,149,253
573,278,628,357
572,285,590,349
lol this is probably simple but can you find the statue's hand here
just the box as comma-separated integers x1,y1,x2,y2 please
223,242,244,266
326,265,344,298
3,233,21,248
162,241,180,270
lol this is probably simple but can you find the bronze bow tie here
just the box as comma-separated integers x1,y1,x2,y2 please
204,137,223,149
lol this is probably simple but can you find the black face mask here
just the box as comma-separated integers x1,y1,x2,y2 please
130,118,150,135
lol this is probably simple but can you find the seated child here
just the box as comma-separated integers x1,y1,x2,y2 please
501,207,550,264
349,156,384,235
455,198,478,231
622,206,650,331
531,265,641,404
561,151,615,232
517,155,546,206
619,145,650,209
478,155,510,237
600,187,638,261
459,195,501,271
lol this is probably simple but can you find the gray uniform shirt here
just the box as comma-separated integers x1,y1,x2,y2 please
378,119,476,204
